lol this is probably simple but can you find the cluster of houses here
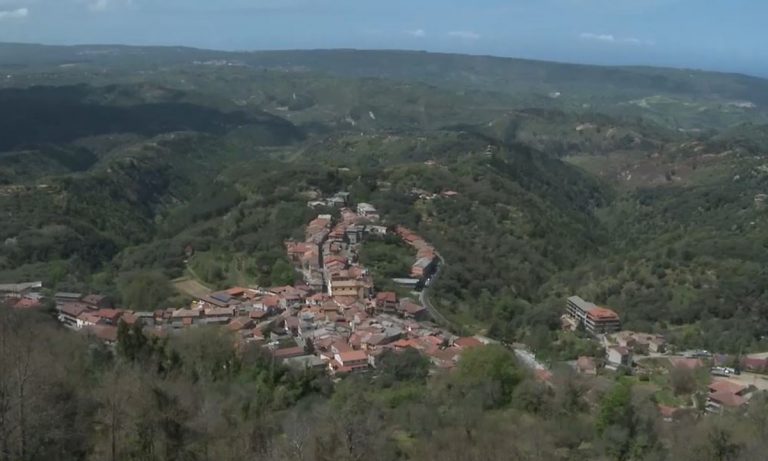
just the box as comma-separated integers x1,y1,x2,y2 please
573,329,667,375
267,295,487,375
0,192,477,378
275,196,484,374
0,281,44,309
393,226,439,282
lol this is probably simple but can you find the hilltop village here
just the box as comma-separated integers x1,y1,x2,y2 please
3,194,768,419
1,193,488,377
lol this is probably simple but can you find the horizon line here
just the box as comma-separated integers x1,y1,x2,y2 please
0,40,766,80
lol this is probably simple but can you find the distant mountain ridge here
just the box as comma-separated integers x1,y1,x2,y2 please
1,42,766,98
2,42,767,131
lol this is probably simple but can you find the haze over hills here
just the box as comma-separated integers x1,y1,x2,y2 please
3,41,768,460
2,42,768,130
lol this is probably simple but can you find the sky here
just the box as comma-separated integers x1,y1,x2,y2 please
0,0,766,77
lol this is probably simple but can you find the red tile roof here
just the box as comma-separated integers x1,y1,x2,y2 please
709,379,748,396
709,390,746,408
94,309,123,322
742,357,768,370
376,291,398,303
13,298,41,309
250,310,268,320
227,287,247,297
587,306,620,321
455,337,483,349
337,350,368,363
263,296,281,308
227,317,254,332
59,303,88,318
272,346,306,359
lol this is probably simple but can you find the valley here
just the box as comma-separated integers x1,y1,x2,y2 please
2,43,768,460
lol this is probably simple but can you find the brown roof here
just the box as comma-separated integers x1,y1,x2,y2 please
273,346,306,359
83,294,108,305
59,303,88,318
263,296,281,308
77,312,101,324
204,307,235,317
250,310,268,320
455,337,483,349
227,287,247,297
172,309,202,319
742,357,768,370
13,298,41,309
227,317,254,332
709,390,746,408
709,379,748,396
94,309,123,322
587,306,620,321
376,291,398,303
398,300,426,315
337,350,368,363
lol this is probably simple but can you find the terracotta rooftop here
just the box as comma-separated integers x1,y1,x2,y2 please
709,390,747,408
709,379,748,396
337,350,368,363
587,306,620,321
272,346,306,359
376,291,398,303
455,337,483,349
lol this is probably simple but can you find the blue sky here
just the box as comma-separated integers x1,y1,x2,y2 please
0,0,766,76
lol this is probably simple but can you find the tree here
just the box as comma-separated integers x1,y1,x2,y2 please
270,259,295,286
670,366,697,396
376,348,430,387
118,271,173,311
455,345,523,408
91,367,144,461
597,381,633,436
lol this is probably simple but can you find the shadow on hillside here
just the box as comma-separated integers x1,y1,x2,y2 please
0,85,303,151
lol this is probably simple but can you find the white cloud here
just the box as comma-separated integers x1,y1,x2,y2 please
580,32,654,46
580,32,616,42
448,30,480,40
406,29,426,38
79,0,133,12
0,7,27,19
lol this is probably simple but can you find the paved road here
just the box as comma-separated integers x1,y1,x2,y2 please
419,253,453,328
513,346,548,371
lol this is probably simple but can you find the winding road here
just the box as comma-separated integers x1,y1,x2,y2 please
419,253,454,328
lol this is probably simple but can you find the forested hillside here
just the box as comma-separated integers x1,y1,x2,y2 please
2,43,768,459
8,306,768,461
0,43,767,348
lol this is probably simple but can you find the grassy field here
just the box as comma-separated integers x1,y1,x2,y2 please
172,276,212,299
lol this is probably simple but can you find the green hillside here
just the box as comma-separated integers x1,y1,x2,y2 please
0,44,767,350
2,43,767,129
